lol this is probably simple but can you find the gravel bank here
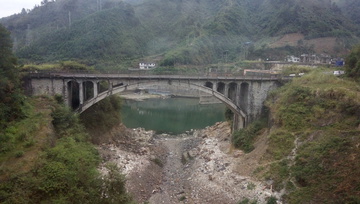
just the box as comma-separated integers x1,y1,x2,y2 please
97,122,282,204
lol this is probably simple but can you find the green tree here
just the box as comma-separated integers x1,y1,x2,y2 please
345,45,360,79
0,24,24,129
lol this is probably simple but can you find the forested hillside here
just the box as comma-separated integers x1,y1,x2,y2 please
335,0,360,26
0,24,135,203
1,0,359,68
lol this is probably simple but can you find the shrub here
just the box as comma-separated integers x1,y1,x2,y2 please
14,151,24,158
59,61,89,71
225,107,234,121
267,130,295,160
237,198,258,204
51,105,79,136
151,158,164,168
54,94,64,104
247,182,256,190
232,120,265,153
100,164,134,204
266,196,277,204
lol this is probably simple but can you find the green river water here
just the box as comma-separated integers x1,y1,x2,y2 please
120,97,226,134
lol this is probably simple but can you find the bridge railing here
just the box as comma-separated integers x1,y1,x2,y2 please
24,69,290,81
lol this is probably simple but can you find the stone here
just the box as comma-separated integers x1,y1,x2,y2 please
188,150,198,158
233,150,243,158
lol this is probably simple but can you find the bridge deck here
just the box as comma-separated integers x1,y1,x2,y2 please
26,72,290,81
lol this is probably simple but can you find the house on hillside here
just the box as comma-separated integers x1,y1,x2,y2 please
139,63,156,69
300,53,331,64
285,55,300,63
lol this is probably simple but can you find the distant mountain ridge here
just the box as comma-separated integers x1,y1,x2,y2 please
1,0,359,67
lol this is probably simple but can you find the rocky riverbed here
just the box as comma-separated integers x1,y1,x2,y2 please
97,122,281,204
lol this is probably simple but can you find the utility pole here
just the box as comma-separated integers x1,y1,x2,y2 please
97,0,102,11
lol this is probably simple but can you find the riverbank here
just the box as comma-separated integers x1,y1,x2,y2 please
120,90,221,104
97,122,281,203
120,92,167,101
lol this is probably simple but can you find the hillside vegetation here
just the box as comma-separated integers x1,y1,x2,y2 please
232,68,360,203
0,24,134,204
0,24,24,129
0,95,134,204
1,0,359,68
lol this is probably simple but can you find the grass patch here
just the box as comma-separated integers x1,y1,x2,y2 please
247,182,256,190
178,195,186,201
266,130,295,160
237,198,258,204
264,160,290,191
14,151,24,158
150,158,164,168
266,196,277,204
281,65,312,75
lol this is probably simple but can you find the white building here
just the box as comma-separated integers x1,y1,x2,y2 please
286,55,300,63
139,63,156,69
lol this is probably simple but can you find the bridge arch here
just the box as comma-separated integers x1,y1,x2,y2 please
78,80,247,128
67,80,80,109
98,80,111,94
83,81,95,101
240,82,249,112
217,82,226,95
228,82,238,101
204,81,213,89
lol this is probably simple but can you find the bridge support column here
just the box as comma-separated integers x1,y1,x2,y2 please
93,81,98,98
79,81,84,105
235,83,240,107
213,82,217,92
233,113,245,131
225,83,229,98
63,80,69,106
108,81,113,94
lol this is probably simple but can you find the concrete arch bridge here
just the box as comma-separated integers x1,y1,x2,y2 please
24,72,283,130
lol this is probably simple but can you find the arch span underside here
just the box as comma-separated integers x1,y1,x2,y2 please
78,80,247,127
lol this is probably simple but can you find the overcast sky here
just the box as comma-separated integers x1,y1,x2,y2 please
0,0,42,18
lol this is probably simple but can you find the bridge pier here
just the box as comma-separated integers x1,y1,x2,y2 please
93,81,98,98
109,81,113,94
213,82,217,92
79,80,84,106
233,113,245,130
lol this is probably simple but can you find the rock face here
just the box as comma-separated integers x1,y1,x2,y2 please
97,122,281,204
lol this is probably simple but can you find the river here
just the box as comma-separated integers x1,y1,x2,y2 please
120,97,226,134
